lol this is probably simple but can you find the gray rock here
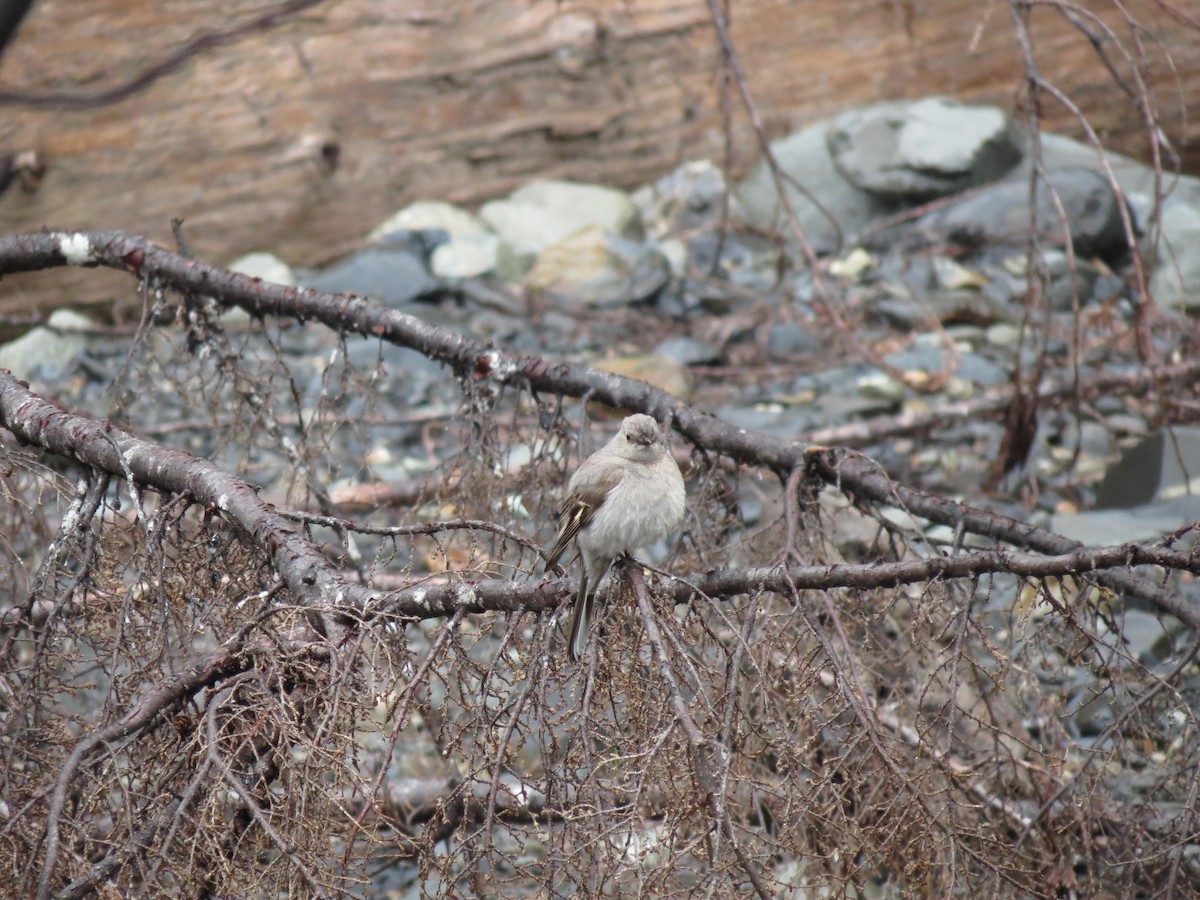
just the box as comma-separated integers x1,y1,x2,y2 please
914,168,1129,261
1065,679,1122,741
1104,413,1148,437
734,118,890,253
985,323,1022,346
940,324,989,345
633,159,736,236
868,295,930,330
0,309,93,382
869,286,1018,329
372,229,449,260
480,179,644,271
430,233,512,280
1119,608,1178,666
930,255,988,291
877,251,935,293
855,371,906,404
1031,132,1134,173
346,336,444,408
1047,262,1101,312
766,321,820,358
1014,138,1200,314
685,231,781,293
1028,133,1200,228
1075,421,1116,460
654,336,721,366
1090,272,1126,305
1051,497,1200,547
655,237,689,278
299,247,439,307
828,97,1024,200
1146,201,1200,312
1094,427,1200,509
713,403,820,440
883,347,1008,387
370,200,516,280
819,387,918,429
956,354,1010,388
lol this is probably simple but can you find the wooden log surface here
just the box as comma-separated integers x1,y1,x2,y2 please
0,0,1195,317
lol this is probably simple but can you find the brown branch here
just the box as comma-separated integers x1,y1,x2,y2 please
370,534,1200,623
805,359,1200,449
0,0,35,63
203,686,329,899
0,370,380,617
804,448,1196,625
33,631,255,900
0,0,330,110
0,228,1141,479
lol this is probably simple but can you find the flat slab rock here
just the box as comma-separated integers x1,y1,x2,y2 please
828,97,1025,200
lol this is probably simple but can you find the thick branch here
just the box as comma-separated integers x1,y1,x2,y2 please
0,0,328,110
804,448,1197,626
0,231,796,474
805,360,1200,448
0,369,380,614
371,540,1200,627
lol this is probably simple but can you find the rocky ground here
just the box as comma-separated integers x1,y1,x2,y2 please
8,96,1198,593
3,96,1200,896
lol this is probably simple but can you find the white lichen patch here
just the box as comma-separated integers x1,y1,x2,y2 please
482,350,517,381
56,233,94,266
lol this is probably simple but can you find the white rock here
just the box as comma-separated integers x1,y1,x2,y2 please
370,200,490,243
480,179,643,271
431,233,510,279
228,252,296,287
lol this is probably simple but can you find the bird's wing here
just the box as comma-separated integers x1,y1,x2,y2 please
544,471,621,571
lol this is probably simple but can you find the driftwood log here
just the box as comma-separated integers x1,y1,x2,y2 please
0,0,1195,316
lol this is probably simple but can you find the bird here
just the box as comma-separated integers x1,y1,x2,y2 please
544,414,686,661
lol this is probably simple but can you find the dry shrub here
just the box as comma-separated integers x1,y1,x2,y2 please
2,305,1197,899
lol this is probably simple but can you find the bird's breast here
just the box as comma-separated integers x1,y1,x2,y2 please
576,463,685,558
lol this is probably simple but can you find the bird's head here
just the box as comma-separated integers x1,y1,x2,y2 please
618,414,665,459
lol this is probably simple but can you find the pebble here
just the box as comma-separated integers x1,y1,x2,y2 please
766,321,820,358
654,336,721,366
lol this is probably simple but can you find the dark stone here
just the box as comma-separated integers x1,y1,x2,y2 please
913,168,1130,262
1095,428,1200,509
299,247,441,308
766,321,820,358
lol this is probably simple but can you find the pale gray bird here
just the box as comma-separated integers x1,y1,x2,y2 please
544,414,686,661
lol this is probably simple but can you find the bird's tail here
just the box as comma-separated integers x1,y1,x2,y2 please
567,576,595,662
